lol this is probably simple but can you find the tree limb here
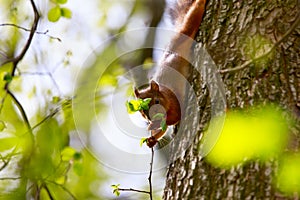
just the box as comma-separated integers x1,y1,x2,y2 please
0,23,61,42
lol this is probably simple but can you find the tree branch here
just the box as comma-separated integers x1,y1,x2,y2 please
114,147,154,199
7,90,32,131
148,147,154,200
118,188,150,194
1,0,40,140
0,177,22,181
43,184,54,200
219,11,300,74
0,23,61,42
1,0,40,70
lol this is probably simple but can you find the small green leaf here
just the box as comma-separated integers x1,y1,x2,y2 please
0,121,6,132
126,100,140,113
111,184,120,189
73,152,82,161
60,7,72,18
111,184,120,196
3,73,12,83
55,176,65,185
48,6,61,22
57,0,67,4
73,162,83,176
140,137,148,147
126,98,152,114
140,98,152,110
161,120,167,131
61,146,76,161
0,137,17,152
52,96,61,103
152,113,164,120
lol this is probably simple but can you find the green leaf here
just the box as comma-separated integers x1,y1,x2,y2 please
140,98,152,110
126,100,140,113
52,96,61,103
60,7,72,18
0,121,6,131
73,162,83,176
113,189,120,197
3,73,12,83
111,184,120,196
55,176,65,185
126,98,152,114
152,113,164,120
0,137,18,152
61,146,76,161
48,6,61,22
57,0,68,4
161,120,167,131
111,184,120,189
277,153,300,195
73,152,82,161
140,137,148,147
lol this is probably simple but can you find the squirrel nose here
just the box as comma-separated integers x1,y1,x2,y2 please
149,104,166,121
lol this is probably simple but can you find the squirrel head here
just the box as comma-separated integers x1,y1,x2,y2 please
134,80,181,126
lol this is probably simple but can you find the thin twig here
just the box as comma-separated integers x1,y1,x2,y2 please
115,147,154,199
118,188,150,194
7,90,31,131
148,147,154,200
31,108,60,131
0,177,22,181
219,12,300,74
43,184,55,200
35,184,41,200
2,0,40,145
0,23,61,42
1,0,40,69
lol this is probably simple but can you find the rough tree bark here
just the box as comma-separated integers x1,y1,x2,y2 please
164,0,300,199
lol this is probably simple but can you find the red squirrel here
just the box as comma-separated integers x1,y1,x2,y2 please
134,0,206,147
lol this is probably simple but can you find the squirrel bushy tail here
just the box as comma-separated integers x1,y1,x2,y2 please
168,0,195,26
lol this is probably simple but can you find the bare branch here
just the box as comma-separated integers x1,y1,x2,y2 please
43,184,55,200
114,147,154,199
1,0,40,71
7,90,32,131
219,12,300,74
31,108,60,131
0,23,61,42
148,147,154,200
118,187,150,194
0,177,22,181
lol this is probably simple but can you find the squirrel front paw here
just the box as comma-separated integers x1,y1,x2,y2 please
146,136,158,148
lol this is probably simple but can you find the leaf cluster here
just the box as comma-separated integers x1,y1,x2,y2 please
48,0,72,22
126,98,151,114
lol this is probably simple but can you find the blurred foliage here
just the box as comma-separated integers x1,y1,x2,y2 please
204,105,289,168
203,104,300,196
276,153,300,195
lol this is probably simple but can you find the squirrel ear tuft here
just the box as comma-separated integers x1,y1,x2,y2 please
150,80,159,91
134,87,140,97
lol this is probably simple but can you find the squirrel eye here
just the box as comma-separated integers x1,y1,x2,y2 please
155,99,160,104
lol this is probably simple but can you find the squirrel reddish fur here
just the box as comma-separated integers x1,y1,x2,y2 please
134,0,206,147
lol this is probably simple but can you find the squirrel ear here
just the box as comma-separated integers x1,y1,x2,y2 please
150,80,159,92
134,87,140,98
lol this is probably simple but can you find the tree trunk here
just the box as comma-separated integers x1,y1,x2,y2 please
164,0,300,199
